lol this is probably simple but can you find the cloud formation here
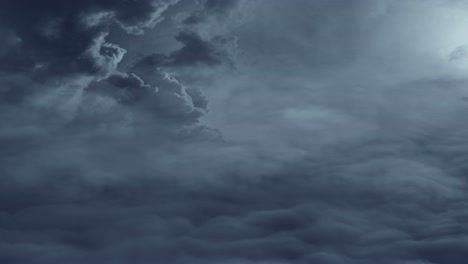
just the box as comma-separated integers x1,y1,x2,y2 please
3,0,468,264
0,0,175,76
138,30,232,67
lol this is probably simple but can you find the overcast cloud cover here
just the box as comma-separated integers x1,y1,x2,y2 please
3,0,468,263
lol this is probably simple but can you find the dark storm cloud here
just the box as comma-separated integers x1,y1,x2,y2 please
0,0,178,78
0,0,208,125
3,0,468,264
96,70,208,122
136,0,241,69
137,31,232,67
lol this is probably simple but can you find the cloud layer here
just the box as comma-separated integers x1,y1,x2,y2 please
3,0,468,263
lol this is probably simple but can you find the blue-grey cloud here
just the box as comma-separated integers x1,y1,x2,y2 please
3,0,468,264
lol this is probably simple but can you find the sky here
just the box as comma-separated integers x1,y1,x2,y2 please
2,0,468,263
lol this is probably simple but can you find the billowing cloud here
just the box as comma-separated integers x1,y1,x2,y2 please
0,0,209,125
0,0,175,76
3,0,468,264
138,30,233,67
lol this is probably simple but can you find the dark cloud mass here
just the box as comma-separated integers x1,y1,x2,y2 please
138,30,232,67
0,0,175,76
3,0,468,263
